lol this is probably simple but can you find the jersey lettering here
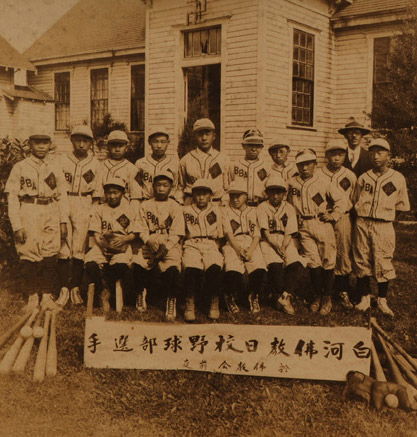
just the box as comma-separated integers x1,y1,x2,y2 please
185,213,198,225
234,167,247,178
290,188,300,197
65,172,73,183
146,211,160,227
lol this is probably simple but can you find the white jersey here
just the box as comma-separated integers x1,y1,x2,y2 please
270,161,298,181
256,200,298,236
184,203,223,239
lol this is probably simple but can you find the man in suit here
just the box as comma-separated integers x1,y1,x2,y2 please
338,117,372,177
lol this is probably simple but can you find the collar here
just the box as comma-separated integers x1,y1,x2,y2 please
29,155,46,166
195,147,216,158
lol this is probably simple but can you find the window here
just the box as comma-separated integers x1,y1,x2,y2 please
131,65,145,131
292,29,314,126
54,72,70,131
184,26,221,58
373,37,391,103
91,68,108,128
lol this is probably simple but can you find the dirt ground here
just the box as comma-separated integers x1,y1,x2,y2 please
1,223,417,437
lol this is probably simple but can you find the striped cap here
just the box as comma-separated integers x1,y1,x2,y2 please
295,148,317,164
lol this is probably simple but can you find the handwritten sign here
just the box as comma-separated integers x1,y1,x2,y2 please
84,317,371,381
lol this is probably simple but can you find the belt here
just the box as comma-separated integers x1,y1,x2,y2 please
19,196,53,205
270,230,285,235
247,200,260,207
300,214,317,220
361,216,390,223
190,236,215,240
235,232,250,236
68,191,93,197
212,198,221,202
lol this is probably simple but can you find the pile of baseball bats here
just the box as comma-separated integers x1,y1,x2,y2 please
371,317,417,409
0,307,58,381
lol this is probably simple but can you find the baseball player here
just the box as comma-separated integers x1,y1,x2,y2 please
178,118,229,206
317,139,357,309
287,149,345,316
182,179,224,321
5,130,69,310
57,125,100,306
352,138,410,316
268,136,298,181
222,180,266,314
135,127,180,202
228,129,270,206
257,175,305,315
131,171,184,321
84,177,136,311
93,130,141,206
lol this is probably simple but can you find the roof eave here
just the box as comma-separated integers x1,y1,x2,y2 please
332,9,408,30
0,62,36,72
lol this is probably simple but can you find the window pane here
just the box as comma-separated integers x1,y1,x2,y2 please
209,28,217,55
184,27,221,58
91,68,108,128
131,65,145,131
54,72,70,131
217,27,222,53
193,31,201,56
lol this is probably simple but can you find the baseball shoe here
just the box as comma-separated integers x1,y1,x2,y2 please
41,293,59,310
56,287,70,307
309,297,321,313
319,296,332,316
70,287,83,305
377,297,394,317
101,289,111,312
248,293,260,314
184,297,195,322
225,294,240,314
355,294,371,312
339,291,353,309
165,297,177,322
277,291,295,315
23,293,39,312
136,289,147,313
208,296,220,320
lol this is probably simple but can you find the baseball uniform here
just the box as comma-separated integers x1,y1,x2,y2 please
94,158,142,202
59,152,101,260
270,161,298,181
317,166,357,276
352,168,409,282
178,147,229,203
183,203,224,270
228,158,271,205
287,173,345,270
135,154,180,201
5,155,69,262
132,198,185,272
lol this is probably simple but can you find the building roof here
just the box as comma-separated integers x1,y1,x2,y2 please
0,35,35,71
24,0,146,63
2,85,54,102
333,0,411,19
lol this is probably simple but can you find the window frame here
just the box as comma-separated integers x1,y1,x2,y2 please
183,26,222,59
90,68,109,129
54,71,71,132
130,63,145,132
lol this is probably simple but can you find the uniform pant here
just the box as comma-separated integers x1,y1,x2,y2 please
334,213,352,276
182,239,223,270
260,235,303,267
222,235,266,274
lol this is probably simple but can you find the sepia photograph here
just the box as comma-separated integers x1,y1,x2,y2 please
0,0,417,435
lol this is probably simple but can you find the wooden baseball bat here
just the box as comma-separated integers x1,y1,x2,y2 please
371,317,417,372
388,343,417,390
115,280,123,313
377,333,417,408
45,310,57,377
33,310,51,382
12,309,45,374
371,339,387,382
86,283,94,318
0,308,39,374
0,310,33,349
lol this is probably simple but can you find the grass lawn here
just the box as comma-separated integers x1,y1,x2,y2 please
1,223,417,437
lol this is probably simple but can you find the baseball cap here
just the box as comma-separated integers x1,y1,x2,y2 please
103,176,126,191
325,139,348,153
193,118,215,133
191,178,213,193
29,129,52,141
148,127,170,140
242,129,264,146
295,148,317,164
368,138,391,152
107,130,129,144
265,175,287,191
228,180,248,194
71,125,93,140
269,136,291,152
153,170,174,184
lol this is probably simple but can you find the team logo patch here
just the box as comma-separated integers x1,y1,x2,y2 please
209,163,222,179
230,219,240,233
339,177,351,192
206,211,217,225
293,172,299,177
257,168,267,181
83,169,94,183
44,172,57,190
326,193,334,210
382,181,396,196
117,214,130,229
312,192,324,206
280,213,288,227
135,170,144,186
165,216,173,229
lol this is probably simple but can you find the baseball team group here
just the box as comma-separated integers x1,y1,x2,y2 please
4,116,410,322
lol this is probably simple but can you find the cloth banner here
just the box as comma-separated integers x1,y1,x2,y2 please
85,317,371,381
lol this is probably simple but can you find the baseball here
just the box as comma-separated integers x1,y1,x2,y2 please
33,327,44,338
20,325,32,338
385,394,399,408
